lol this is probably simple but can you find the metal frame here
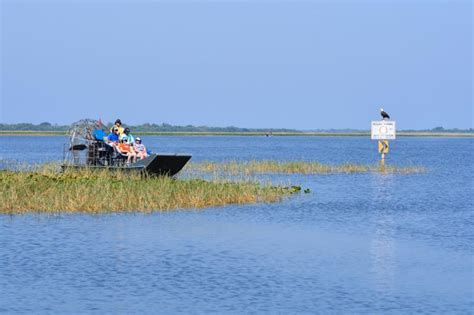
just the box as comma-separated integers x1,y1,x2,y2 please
63,119,127,167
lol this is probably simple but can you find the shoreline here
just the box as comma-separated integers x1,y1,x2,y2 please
0,130,472,137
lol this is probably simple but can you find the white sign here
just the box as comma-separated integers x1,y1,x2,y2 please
371,121,396,140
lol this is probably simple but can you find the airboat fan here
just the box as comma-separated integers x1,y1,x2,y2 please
64,119,106,165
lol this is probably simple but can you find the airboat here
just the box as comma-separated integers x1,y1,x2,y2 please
62,119,191,176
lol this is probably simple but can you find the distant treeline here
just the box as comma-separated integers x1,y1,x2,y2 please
399,126,474,133
0,122,472,133
0,122,298,133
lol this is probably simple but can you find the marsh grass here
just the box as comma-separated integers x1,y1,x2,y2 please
188,160,425,175
0,168,296,214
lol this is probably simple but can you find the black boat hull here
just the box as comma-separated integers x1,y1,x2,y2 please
62,154,191,177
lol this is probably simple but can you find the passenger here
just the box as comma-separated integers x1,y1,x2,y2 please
110,119,125,136
117,136,137,164
134,137,148,160
107,127,120,144
122,127,135,144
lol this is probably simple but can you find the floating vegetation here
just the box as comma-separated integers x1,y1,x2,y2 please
188,160,425,175
0,168,299,214
0,159,423,214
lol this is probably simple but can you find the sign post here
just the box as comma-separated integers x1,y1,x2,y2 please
378,140,389,160
371,120,396,161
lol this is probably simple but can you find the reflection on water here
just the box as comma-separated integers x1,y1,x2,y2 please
370,173,396,299
0,136,473,313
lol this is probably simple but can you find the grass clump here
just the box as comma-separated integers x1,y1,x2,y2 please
0,168,296,214
189,160,425,175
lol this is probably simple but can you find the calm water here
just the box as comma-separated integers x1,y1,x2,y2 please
0,136,473,314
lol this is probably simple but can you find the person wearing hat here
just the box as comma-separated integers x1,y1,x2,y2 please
110,119,124,136
134,137,148,160
122,127,135,145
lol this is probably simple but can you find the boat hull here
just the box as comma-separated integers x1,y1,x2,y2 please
62,154,191,177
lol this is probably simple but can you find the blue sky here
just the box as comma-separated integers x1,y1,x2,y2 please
1,0,472,129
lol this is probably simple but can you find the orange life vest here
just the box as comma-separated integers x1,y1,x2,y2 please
118,143,131,153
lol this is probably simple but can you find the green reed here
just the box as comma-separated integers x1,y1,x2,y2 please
187,160,425,175
0,167,297,214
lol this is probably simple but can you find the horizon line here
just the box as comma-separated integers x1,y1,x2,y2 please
0,121,472,132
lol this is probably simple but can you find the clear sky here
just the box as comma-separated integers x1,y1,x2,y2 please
1,0,472,130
